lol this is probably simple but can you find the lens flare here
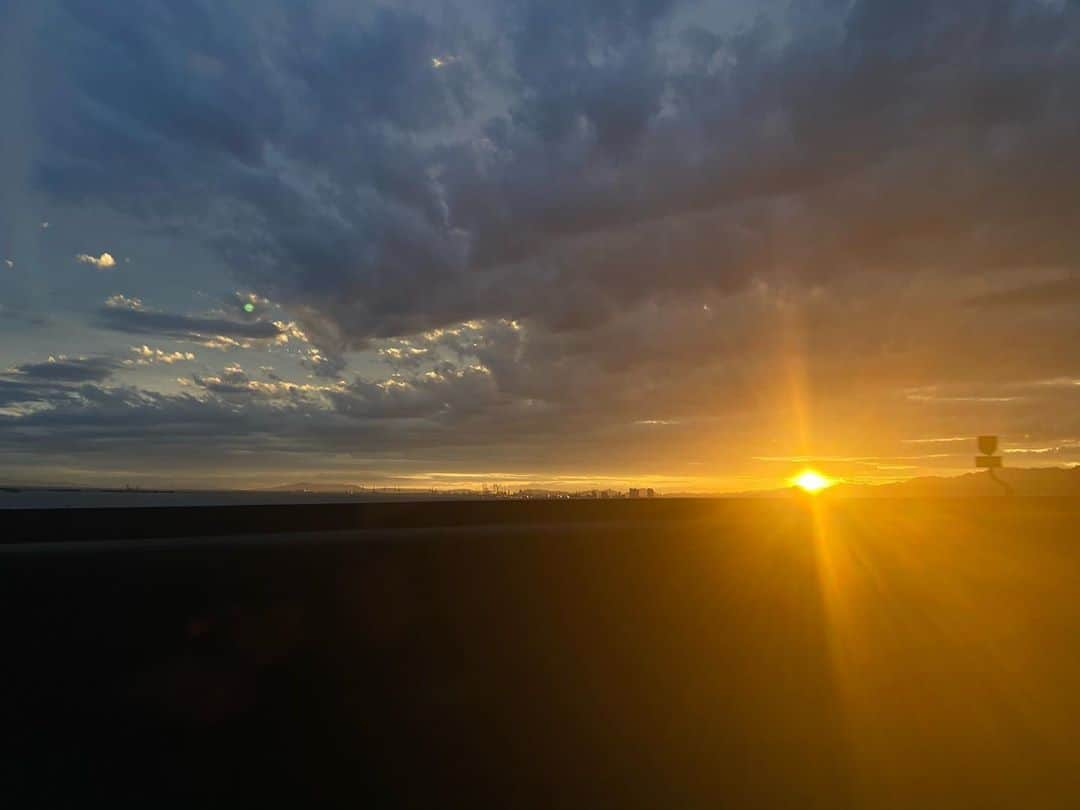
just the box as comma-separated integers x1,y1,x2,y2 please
792,469,834,493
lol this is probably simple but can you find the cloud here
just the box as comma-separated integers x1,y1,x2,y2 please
379,343,437,371
299,346,347,379
75,252,116,269
126,346,196,365
8,355,121,383
98,296,285,344
329,363,499,420
8,0,1080,485
30,0,1080,357
188,363,342,401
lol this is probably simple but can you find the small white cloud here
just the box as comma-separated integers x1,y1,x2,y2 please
199,335,252,350
273,320,309,344
4,259,13,269
104,294,143,310
127,345,196,365
76,252,117,269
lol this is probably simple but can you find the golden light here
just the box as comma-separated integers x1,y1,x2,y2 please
792,469,834,493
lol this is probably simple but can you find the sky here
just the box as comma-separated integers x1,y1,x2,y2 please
1,0,1080,492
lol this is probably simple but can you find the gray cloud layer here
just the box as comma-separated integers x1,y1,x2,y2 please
98,306,283,341
37,0,1080,346
97,299,284,342
10,356,120,383
6,0,1080,486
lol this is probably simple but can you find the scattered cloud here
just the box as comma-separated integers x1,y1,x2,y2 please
126,346,196,365
189,363,343,401
104,294,143,310
75,252,117,269
99,296,285,345
8,355,120,383
328,363,498,420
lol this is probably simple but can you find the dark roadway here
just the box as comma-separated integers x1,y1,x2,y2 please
4,498,1080,808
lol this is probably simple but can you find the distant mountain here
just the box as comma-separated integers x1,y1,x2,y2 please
268,482,365,493
720,465,1080,498
267,482,449,494
832,466,1080,498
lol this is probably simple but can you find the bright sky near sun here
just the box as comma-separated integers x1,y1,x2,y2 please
792,471,835,494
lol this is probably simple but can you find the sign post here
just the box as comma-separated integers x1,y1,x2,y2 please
975,435,1011,494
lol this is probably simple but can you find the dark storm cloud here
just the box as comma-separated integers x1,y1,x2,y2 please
35,0,1080,354
12,0,1080,483
0,378,68,408
284,5,483,135
0,367,518,462
10,355,120,383
0,383,288,449
97,299,284,342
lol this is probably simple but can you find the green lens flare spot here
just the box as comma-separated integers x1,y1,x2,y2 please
243,303,255,313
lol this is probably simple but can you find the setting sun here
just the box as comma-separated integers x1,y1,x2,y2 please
792,470,834,493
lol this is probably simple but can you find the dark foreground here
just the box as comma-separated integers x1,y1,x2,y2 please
5,498,1080,808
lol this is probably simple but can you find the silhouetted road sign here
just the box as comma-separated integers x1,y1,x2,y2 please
975,436,1011,494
